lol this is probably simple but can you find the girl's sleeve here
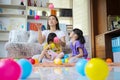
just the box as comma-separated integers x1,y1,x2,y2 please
75,41,84,49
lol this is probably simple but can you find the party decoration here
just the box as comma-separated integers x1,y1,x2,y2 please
54,58,62,65
64,54,69,58
85,58,109,80
29,58,35,64
86,58,91,61
34,58,39,64
54,37,59,43
50,43,55,49
0,59,21,80
34,15,40,20
106,58,112,63
75,59,88,76
65,58,69,63
17,59,32,79
61,58,65,63
49,3,54,9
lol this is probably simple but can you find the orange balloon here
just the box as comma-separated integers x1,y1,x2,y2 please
106,58,112,63
34,59,39,64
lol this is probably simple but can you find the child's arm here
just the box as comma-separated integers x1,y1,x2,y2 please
43,44,50,51
75,48,83,58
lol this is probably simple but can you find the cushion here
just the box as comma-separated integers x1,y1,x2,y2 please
9,30,29,42
28,30,38,43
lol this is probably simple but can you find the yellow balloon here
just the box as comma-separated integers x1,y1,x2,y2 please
85,58,109,80
54,58,62,65
50,43,55,49
65,58,69,63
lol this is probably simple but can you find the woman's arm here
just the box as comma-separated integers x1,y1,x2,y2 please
75,48,84,58
36,23,45,44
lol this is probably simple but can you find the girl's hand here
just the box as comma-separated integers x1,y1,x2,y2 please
47,45,51,49
35,23,42,30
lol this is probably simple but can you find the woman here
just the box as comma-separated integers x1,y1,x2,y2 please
36,15,66,46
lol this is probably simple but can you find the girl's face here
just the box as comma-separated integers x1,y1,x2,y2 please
69,31,78,40
48,16,58,27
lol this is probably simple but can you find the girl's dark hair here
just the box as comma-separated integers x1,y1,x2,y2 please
73,28,85,44
47,15,60,30
47,33,57,44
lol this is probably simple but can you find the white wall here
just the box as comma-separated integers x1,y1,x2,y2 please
73,0,90,35
49,0,72,8
73,0,91,57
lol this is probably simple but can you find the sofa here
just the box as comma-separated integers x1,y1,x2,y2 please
5,28,91,58
5,29,71,58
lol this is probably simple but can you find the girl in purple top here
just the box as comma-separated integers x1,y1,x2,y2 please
69,28,88,63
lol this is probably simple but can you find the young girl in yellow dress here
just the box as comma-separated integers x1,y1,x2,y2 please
39,33,64,62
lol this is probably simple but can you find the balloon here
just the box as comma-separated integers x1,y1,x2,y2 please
17,59,32,79
29,58,35,64
64,54,69,58
65,58,69,63
34,58,39,64
106,58,112,63
54,37,59,43
61,58,65,63
85,58,109,80
0,59,21,80
34,15,40,20
50,43,55,49
86,58,91,61
54,58,62,65
75,59,88,76
49,3,54,9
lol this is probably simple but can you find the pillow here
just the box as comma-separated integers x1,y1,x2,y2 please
27,30,38,43
9,30,29,42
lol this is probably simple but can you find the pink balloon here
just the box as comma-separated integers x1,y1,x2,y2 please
34,15,40,20
49,3,54,9
86,58,91,61
54,37,59,43
0,59,21,80
21,0,24,2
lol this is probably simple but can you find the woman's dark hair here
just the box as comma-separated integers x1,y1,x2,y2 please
47,33,57,44
47,15,60,30
73,28,85,44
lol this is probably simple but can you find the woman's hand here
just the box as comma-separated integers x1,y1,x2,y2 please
35,23,42,30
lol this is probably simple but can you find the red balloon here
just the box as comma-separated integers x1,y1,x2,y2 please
0,59,21,80
29,58,35,64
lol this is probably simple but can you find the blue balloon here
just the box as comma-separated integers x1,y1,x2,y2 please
64,54,69,58
62,59,65,63
18,59,32,79
75,59,88,76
